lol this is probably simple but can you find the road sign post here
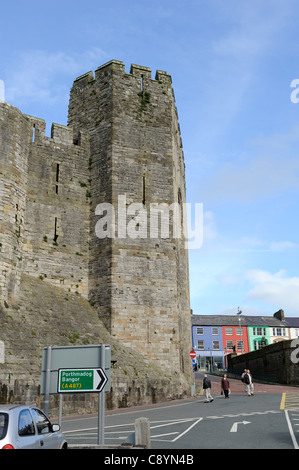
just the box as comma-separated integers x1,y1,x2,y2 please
189,350,196,359
41,344,110,445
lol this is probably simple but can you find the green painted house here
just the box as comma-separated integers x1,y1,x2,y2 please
247,325,271,351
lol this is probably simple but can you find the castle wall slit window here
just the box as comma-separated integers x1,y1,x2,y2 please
141,74,144,93
142,176,146,206
53,217,58,242
55,163,60,194
32,124,35,143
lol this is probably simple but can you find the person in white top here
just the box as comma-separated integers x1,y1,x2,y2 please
244,369,254,396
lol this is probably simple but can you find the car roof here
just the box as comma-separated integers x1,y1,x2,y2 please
0,404,35,412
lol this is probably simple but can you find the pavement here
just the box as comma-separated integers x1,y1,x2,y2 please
195,372,298,396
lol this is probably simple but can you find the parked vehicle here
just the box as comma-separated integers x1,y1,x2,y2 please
0,405,67,449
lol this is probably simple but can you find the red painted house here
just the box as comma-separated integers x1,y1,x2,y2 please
222,325,250,355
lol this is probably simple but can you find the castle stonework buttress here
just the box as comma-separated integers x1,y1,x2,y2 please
0,60,192,380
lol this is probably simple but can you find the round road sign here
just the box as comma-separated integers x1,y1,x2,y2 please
189,350,196,359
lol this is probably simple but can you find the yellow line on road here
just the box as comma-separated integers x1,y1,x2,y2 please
280,392,299,410
280,393,286,410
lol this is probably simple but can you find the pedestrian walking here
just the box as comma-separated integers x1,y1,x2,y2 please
221,374,230,398
244,369,254,396
203,374,214,402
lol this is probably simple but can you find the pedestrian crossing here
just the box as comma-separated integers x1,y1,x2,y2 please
280,392,299,410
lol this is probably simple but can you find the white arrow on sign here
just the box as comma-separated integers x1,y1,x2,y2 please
230,421,251,433
94,368,108,392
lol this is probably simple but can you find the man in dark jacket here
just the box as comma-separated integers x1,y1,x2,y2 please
203,374,213,402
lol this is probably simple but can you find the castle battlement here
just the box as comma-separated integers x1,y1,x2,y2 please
23,113,89,148
72,60,172,90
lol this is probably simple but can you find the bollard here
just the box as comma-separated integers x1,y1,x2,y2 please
135,417,151,449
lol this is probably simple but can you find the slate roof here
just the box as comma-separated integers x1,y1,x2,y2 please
284,317,299,327
191,314,299,328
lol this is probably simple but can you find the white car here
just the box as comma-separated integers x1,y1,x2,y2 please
0,405,67,449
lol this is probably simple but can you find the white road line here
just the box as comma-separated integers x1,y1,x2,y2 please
171,418,203,443
285,410,299,450
151,432,179,438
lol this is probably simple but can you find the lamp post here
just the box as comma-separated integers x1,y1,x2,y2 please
237,307,243,353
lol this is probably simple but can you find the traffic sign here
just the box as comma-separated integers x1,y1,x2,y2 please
58,367,108,393
189,350,196,359
41,344,111,395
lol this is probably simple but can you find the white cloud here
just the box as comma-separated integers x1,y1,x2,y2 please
5,47,107,106
245,269,299,314
269,241,299,252
196,120,299,205
199,152,299,204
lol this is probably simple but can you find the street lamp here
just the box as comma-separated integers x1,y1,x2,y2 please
237,307,243,353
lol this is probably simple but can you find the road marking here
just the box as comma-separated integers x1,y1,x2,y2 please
284,410,299,449
230,421,251,433
280,392,299,410
171,418,203,442
207,410,281,420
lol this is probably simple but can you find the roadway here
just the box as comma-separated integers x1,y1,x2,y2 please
61,374,299,450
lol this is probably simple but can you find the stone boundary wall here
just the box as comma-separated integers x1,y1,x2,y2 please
0,375,189,418
227,339,299,385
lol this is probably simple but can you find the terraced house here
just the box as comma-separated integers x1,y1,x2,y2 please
191,309,299,370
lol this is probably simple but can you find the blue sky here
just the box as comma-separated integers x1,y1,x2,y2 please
1,0,299,317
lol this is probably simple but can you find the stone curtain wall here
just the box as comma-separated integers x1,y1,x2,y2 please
0,102,91,301
22,117,91,298
0,103,31,303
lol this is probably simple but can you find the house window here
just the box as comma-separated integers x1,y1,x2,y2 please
236,328,243,336
226,328,233,335
254,340,263,350
197,340,204,350
196,327,204,335
226,340,234,350
213,340,220,350
212,327,219,335
237,340,244,351
253,327,266,336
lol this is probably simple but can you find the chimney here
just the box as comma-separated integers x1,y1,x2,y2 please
274,309,284,321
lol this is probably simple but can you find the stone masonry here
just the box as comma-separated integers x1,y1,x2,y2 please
0,60,193,402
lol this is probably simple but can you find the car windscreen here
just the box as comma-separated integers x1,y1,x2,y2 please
0,413,9,440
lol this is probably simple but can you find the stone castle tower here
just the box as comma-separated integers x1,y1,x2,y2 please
0,60,191,377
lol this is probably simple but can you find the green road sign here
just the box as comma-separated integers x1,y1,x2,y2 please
58,367,108,393
41,344,111,395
